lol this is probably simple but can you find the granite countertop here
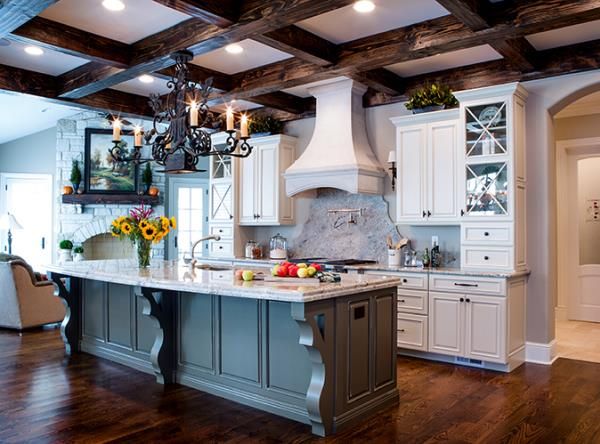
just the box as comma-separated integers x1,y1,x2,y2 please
345,264,530,279
46,260,401,303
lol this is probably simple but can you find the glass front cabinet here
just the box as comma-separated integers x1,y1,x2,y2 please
455,83,528,272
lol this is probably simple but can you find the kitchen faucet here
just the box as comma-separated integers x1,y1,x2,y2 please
190,234,221,267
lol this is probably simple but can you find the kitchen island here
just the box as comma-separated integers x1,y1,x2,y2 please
46,259,401,436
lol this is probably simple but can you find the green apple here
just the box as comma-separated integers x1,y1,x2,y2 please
306,266,317,277
242,270,254,281
297,267,308,278
271,265,280,277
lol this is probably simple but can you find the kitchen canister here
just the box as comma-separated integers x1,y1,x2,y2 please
387,249,401,267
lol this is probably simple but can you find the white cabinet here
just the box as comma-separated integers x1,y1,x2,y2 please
238,135,296,226
455,83,528,272
391,109,460,224
429,291,463,356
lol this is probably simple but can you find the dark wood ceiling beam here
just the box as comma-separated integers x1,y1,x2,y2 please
0,0,58,37
222,0,600,101
254,25,339,66
248,92,314,115
156,63,233,91
58,0,355,99
364,38,600,107
435,0,539,71
349,68,404,96
150,0,240,27
9,17,131,67
0,63,56,98
57,62,125,99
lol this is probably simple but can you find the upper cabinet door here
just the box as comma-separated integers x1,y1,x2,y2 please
427,120,459,222
210,182,233,222
238,148,257,224
464,101,508,159
257,144,278,224
210,153,233,180
396,126,426,223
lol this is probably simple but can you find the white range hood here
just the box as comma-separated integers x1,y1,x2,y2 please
284,79,385,196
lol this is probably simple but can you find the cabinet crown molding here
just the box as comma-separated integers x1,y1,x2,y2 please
454,82,528,103
390,108,460,126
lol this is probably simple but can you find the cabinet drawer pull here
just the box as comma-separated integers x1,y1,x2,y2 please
398,329,406,333
402,278,408,283
398,299,406,303
219,229,223,233
219,246,223,250
484,232,490,236
454,282,479,288
484,256,490,261
460,297,465,302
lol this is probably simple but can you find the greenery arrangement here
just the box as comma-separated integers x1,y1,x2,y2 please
73,246,84,254
59,240,73,250
141,163,153,193
405,83,459,113
111,205,176,267
70,160,82,192
248,114,284,135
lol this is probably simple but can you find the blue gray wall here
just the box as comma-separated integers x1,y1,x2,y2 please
0,127,57,175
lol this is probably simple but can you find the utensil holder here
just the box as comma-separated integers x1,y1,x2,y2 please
388,249,401,267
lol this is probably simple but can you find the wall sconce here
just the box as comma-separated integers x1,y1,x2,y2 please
387,150,397,191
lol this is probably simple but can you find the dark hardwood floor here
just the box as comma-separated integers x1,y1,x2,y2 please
1,328,600,444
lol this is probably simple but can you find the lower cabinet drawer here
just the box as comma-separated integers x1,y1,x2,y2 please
398,289,428,315
210,224,233,239
429,274,506,296
209,240,233,257
462,246,513,270
397,314,428,351
462,223,512,244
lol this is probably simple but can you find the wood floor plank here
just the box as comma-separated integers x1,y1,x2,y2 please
2,328,600,443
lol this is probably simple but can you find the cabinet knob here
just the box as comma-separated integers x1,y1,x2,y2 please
219,246,223,250
466,298,471,303
460,297,465,302
427,210,432,217
484,232,490,237
484,256,489,261
229,215,233,219
422,210,427,218
398,299,406,303
219,229,223,233
398,329,406,333
402,278,408,283
461,209,465,217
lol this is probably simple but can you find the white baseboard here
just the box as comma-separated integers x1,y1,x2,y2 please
525,340,558,365
555,306,568,321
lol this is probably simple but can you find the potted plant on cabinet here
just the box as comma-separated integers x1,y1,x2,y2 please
405,83,459,114
248,114,284,137
141,163,153,195
72,246,85,262
58,239,73,263
70,160,82,194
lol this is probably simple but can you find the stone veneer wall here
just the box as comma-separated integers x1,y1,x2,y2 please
54,112,166,260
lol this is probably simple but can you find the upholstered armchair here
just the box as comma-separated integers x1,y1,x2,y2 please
0,260,65,330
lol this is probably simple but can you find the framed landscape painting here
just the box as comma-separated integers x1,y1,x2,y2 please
84,128,138,194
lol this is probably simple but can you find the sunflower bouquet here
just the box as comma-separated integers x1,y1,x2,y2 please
110,204,176,268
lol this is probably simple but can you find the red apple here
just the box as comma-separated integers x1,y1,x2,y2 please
288,265,299,277
277,266,289,277
281,261,292,268
235,269,244,280
310,263,322,272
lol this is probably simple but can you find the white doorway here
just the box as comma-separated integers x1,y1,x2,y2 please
167,177,209,261
0,173,53,270
557,139,600,323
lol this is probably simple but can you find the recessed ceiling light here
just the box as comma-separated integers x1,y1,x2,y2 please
24,46,44,56
138,75,154,84
225,43,244,55
102,0,125,11
353,0,375,13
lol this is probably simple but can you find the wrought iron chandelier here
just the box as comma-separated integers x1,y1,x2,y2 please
109,50,253,173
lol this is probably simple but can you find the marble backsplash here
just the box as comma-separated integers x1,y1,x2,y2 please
289,189,401,264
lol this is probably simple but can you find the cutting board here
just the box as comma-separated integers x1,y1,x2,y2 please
264,276,321,285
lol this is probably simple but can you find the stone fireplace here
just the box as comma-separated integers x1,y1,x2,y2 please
54,112,166,261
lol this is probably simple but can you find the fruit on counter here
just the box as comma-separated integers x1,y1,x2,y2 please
297,267,308,278
306,266,317,277
271,265,279,276
296,263,308,269
235,269,245,280
277,265,289,277
242,270,255,282
288,265,299,277
309,263,322,272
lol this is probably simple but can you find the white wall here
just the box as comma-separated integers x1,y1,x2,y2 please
0,127,56,175
556,113,600,140
578,157,600,265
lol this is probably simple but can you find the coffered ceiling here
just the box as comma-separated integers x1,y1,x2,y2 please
1,0,600,143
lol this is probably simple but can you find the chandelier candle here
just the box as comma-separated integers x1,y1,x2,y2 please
112,119,121,141
241,114,249,138
190,101,198,127
226,107,234,131
134,127,143,147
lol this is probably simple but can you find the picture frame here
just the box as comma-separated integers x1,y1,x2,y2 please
84,128,139,194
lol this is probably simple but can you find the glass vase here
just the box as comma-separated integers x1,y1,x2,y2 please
136,239,152,268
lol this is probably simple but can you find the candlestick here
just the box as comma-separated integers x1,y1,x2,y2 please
112,119,121,141
226,106,234,131
134,126,143,147
190,101,198,127
240,114,248,138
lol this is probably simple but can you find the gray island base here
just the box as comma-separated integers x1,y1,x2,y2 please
47,260,401,436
